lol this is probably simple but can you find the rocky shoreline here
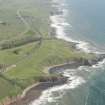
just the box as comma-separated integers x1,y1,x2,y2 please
1,0,105,105
49,54,105,73
3,76,68,105
1,52,104,105
2,8,105,105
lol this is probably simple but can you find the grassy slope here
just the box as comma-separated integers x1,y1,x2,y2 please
0,0,50,41
0,39,93,100
0,0,94,101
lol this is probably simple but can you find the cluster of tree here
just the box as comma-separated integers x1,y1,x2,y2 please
0,21,7,25
0,64,8,69
0,36,41,50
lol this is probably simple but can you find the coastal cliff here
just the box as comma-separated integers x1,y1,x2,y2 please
1,53,105,105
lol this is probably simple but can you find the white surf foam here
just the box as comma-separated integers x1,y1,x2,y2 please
92,58,105,68
30,0,105,105
30,70,86,105
50,1,92,53
50,0,105,54
30,61,105,105
30,1,88,105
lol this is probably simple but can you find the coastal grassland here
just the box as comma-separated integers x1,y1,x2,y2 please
0,0,52,100
0,76,21,100
0,0,51,41
0,0,95,102
0,39,94,100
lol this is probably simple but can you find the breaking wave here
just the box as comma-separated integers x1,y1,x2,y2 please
30,0,105,105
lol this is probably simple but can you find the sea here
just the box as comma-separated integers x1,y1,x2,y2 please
30,0,105,105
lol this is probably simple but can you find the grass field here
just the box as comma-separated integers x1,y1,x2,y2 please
0,0,94,101
0,39,94,100
0,0,51,41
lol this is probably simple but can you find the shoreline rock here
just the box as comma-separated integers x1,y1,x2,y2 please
5,53,105,105
6,76,68,105
49,54,105,74
1,0,105,104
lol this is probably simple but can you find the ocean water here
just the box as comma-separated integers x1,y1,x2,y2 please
30,0,105,105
